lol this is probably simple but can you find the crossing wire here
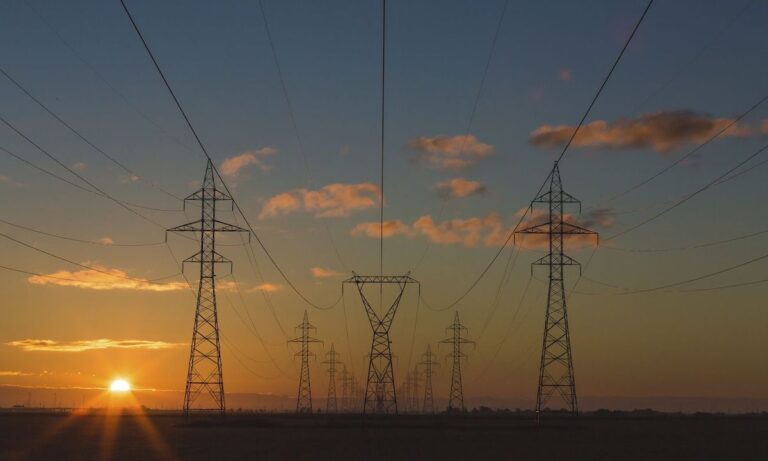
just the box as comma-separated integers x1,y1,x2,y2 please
421,0,654,310
119,0,339,311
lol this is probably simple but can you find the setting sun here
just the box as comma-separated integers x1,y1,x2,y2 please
109,379,131,393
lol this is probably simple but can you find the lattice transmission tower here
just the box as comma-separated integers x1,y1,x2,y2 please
410,366,421,414
419,345,439,414
439,312,475,412
343,274,419,414
322,344,342,413
516,161,597,420
168,160,248,415
288,311,322,413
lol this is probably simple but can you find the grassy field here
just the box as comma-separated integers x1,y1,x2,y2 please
1,412,766,460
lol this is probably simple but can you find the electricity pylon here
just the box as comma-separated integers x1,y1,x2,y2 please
339,365,349,413
419,345,439,414
439,312,475,412
168,159,249,416
399,371,412,413
288,311,322,413
322,344,342,413
343,273,418,414
516,161,597,421
410,366,421,414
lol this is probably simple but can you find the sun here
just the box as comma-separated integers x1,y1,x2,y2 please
109,379,131,392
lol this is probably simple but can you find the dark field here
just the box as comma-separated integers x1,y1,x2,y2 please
1,412,767,460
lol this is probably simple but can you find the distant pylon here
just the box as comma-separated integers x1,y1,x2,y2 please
322,344,342,413
399,371,412,413
344,274,419,414
410,366,421,414
439,312,475,412
288,311,322,413
339,365,349,412
516,161,598,421
419,345,439,414
168,159,249,416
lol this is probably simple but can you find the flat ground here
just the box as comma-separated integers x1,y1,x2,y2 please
1,412,766,460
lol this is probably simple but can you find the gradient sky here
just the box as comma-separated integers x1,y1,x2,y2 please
1,0,767,411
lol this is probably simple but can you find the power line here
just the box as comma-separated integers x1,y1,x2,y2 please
0,230,180,284
255,0,349,272
420,0,654,310
0,114,169,228
606,139,768,241
604,226,768,254
599,92,768,206
0,144,180,212
0,65,181,202
380,0,386,281
410,0,510,274
118,0,341,311
0,217,164,247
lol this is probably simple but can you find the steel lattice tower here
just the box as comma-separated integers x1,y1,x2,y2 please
288,311,322,413
339,364,349,413
168,160,248,415
419,345,439,414
410,366,421,414
440,312,474,412
516,161,597,420
343,274,418,414
322,344,342,413
399,371,412,413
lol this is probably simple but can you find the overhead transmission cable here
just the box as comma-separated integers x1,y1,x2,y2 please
410,0,510,274
421,0,654,310
0,66,181,202
119,0,340,311
0,217,164,247
255,0,349,272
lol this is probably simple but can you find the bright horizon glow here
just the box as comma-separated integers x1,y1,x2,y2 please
109,379,131,393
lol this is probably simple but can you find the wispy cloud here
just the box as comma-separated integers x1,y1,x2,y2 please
434,177,486,199
408,134,494,170
27,266,185,292
0,370,35,376
559,69,572,82
260,183,381,219
6,339,186,352
0,175,24,188
252,283,283,293
762,120,768,134
412,214,506,247
351,220,412,239
310,267,343,279
529,110,750,153
220,148,277,177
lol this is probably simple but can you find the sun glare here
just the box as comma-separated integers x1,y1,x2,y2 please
109,379,131,392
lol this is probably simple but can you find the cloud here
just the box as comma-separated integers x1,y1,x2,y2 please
559,69,572,82
27,266,186,292
412,214,506,247
762,120,768,134
310,267,343,279
70,161,88,172
0,371,34,376
351,220,412,238
0,175,23,188
259,183,381,219
529,111,750,153
408,134,494,170
5,339,185,352
252,283,282,293
97,237,114,245
434,177,486,199
220,148,277,177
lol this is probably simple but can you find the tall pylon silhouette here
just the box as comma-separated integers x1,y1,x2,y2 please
439,312,474,412
516,161,597,420
322,344,342,413
288,311,322,413
339,364,349,412
168,160,248,415
410,366,421,414
419,345,439,414
344,274,419,414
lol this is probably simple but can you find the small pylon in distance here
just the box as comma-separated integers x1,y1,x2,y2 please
418,345,439,414
322,344,342,414
439,312,475,412
288,311,322,414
